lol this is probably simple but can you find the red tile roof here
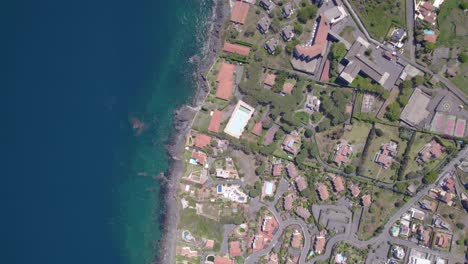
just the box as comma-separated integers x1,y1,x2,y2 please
264,73,276,86
231,1,250,24
423,33,437,43
229,241,242,257
283,82,294,94
223,42,251,56
291,231,302,248
350,185,360,197
283,194,294,211
208,110,223,133
317,183,329,200
180,247,198,258
193,133,212,148
331,176,345,193
294,15,330,59
314,235,326,254
361,194,372,206
216,63,235,100
191,150,207,165
320,59,330,81
296,206,311,220
214,256,235,264
295,176,308,192
205,239,214,249
435,233,451,248
443,177,455,191
286,162,299,179
272,163,282,177
251,121,263,136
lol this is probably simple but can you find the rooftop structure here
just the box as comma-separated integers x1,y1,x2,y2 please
259,0,275,12
400,88,431,128
374,141,398,169
260,215,279,239
286,162,299,179
349,184,360,197
215,63,235,100
193,133,212,148
416,0,437,25
314,230,327,254
295,176,308,192
208,110,223,133
434,232,451,249
333,143,352,166
257,16,271,34
296,206,311,220
263,73,276,87
180,247,198,258
282,3,294,18
264,124,279,145
323,5,348,24
214,256,235,264
320,59,330,82
291,14,330,74
281,25,295,42
223,42,250,57
205,239,214,249
282,82,294,94
442,177,455,192
251,121,262,136
417,140,444,163
339,37,390,87
229,241,242,257
230,1,250,25
217,184,248,203
282,130,300,154
191,150,207,165
410,207,426,221
290,230,302,248
283,194,294,211
317,183,329,201
423,31,437,43
305,95,321,112
361,194,372,206
419,199,437,211
331,176,345,193
224,100,255,138
264,38,279,55
272,163,282,177
389,28,407,48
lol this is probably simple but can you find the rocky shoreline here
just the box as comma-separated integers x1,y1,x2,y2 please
154,0,228,263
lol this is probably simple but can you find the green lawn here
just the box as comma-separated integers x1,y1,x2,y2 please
294,111,310,125
403,133,452,176
349,0,406,41
358,186,405,240
343,121,372,144
359,124,407,183
179,208,223,242
330,242,368,264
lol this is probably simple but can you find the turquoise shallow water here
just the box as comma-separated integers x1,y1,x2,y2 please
1,0,212,263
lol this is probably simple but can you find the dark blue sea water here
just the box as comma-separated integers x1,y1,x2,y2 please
1,0,211,263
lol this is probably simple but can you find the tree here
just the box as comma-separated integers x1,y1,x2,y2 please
412,75,424,87
422,170,438,184
459,52,468,63
297,5,317,24
460,1,468,10
344,165,355,174
285,39,300,54
305,128,314,138
316,118,331,132
329,43,347,62
384,102,401,121
293,22,303,36
456,222,465,230
424,42,435,53
375,128,384,137
275,45,282,55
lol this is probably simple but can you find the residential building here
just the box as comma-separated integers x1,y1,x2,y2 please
251,121,262,136
257,16,271,34
418,140,444,162
283,194,294,211
230,1,250,25
295,206,311,220
282,130,300,154
282,3,294,18
272,163,282,177
349,184,360,197
389,28,407,48
282,82,294,94
193,133,212,148
333,143,353,166
259,0,275,12
331,176,345,193
290,230,302,248
323,5,348,24
281,25,295,42
416,0,437,25
191,150,207,166
264,73,276,87
434,232,451,249
286,162,299,179
180,247,198,258
214,256,235,264
229,241,242,257
374,141,398,169
314,230,327,254
264,38,279,55
295,176,308,192
316,183,329,201
361,194,372,207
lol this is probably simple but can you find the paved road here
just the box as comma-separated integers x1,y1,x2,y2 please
405,0,416,61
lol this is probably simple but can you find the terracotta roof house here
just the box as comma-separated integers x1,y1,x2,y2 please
423,32,437,43
291,14,330,74
290,230,302,248
331,176,345,193
334,143,352,166
282,130,300,154
282,3,294,18
295,176,308,192
374,141,398,169
361,194,372,207
257,16,271,34
264,124,279,145
418,140,444,163
259,0,275,12
264,38,279,55
193,133,212,148
419,199,437,211
416,0,437,25
434,232,451,248
283,194,294,211
215,63,235,100
286,162,299,179
251,235,265,252
320,59,330,82
191,150,207,165
251,121,263,136
295,206,311,220
260,215,279,239
180,247,198,258
272,163,283,177
264,73,276,87
314,230,327,254
281,25,295,42
205,239,215,249
349,185,360,197
316,183,329,201
443,177,455,192
229,241,242,257
230,1,250,25
223,42,251,57
282,82,294,94
214,256,235,264
208,110,223,133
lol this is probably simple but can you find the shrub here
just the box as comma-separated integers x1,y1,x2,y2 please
375,128,384,137
344,165,355,174
456,222,465,229
422,170,438,184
